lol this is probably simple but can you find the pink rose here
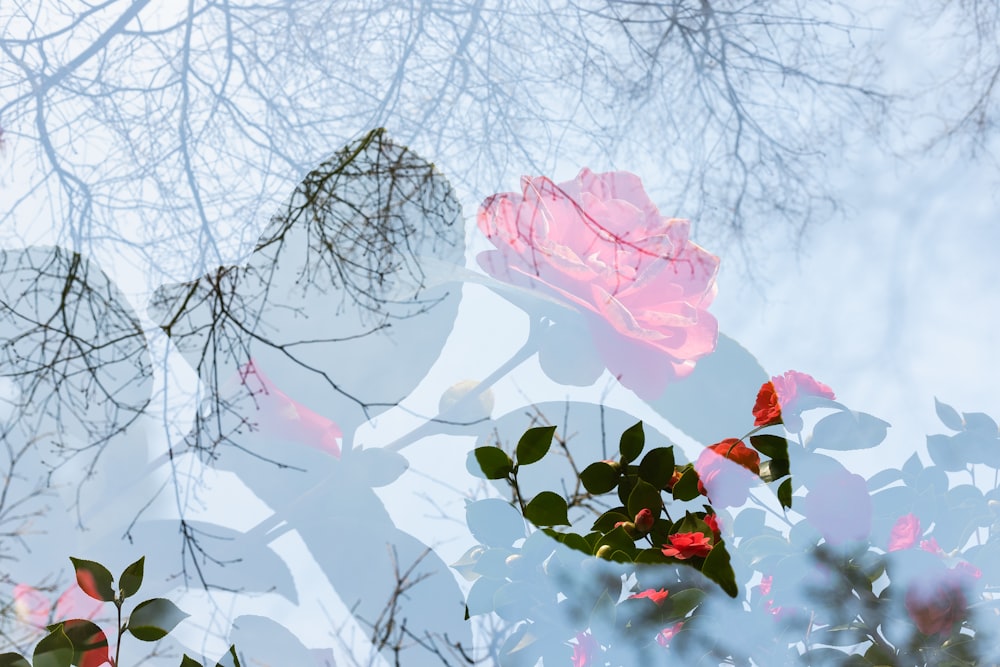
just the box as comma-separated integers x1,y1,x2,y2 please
661,532,713,560
801,467,872,545
477,169,720,399
888,514,921,552
629,588,669,606
228,359,342,457
754,371,835,433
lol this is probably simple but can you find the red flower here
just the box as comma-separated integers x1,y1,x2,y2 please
661,532,713,560
888,514,921,552
656,622,683,647
753,370,835,433
905,571,968,637
629,588,669,606
571,631,600,667
752,382,782,428
695,439,761,507
703,513,721,538
634,508,655,534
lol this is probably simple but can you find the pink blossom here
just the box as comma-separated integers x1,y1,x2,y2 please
656,622,684,647
478,169,720,400
920,537,944,555
571,631,600,667
888,514,921,552
13,583,104,628
229,359,342,457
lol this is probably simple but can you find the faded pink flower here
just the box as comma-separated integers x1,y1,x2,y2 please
13,583,104,629
571,631,600,667
905,570,968,637
478,169,720,400
888,514,921,552
230,359,342,457
920,537,944,555
656,622,684,647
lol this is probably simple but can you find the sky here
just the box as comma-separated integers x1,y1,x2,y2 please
1,1,998,664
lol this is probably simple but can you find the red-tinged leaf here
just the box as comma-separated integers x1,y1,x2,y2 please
68,559,115,603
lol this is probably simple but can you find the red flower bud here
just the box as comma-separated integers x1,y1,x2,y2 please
634,508,655,533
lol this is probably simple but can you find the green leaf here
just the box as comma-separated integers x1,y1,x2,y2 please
33,627,73,667
590,589,617,629
626,479,662,520
672,466,700,501
466,576,505,617
524,492,570,527
68,557,116,603
592,510,631,533
470,446,514,479
701,541,738,597
634,548,670,564
927,434,966,471
515,425,556,465
810,410,890,451
0,654,31,667
466,499,525,547
450,545,486,581
181,657,204,667
777,478,793,509
935,397,964,431
47,620,109,667
666,588,705,619
119,556,145,600
562,533,591,555
619,421,645,464
354,447,410,487
759,459,790,483
637,447,675,490
127,598,189,641
750,434,789,462
595,526,637,559
580,461,620,494
216,645,242,667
